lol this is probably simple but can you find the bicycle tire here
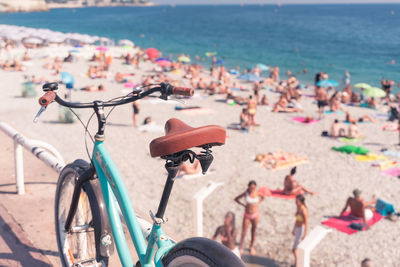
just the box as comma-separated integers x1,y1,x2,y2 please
163,237,245,267
55,159,109,267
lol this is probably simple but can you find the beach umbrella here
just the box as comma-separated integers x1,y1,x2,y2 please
363,87,386,98
156,60,172,68
124,82,137,88
238,73,262,82
205,51,217,57
96,46,108,51
177,56,191,63
147,48,159,60
118,39,134,47
354,83,372,89
155,57,171,62
230,69,240,75
316,79,339,87
23,37,43,44
255,63,269,71
61,72,75,84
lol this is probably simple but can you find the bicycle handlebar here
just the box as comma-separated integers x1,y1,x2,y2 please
37,82,194,109
173,87,194,96
39,91,56,106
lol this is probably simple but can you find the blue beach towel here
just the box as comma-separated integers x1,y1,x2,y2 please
376,198,395,216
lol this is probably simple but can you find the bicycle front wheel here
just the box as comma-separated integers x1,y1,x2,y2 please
55,160,109,267
163,237,245,267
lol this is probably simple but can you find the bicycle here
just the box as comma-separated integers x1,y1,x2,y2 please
34,82,245,267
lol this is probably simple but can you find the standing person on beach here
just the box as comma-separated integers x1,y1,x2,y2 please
247,95,257,128
212,212,240,258
234,180,264,255
315,86,328,119
132,100,140,127
342,70,351,89
292,194,308,267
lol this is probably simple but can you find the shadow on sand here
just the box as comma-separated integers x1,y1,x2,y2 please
242,254,287,267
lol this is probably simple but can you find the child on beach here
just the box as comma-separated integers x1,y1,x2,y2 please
235,181,264,255
212,212,240,258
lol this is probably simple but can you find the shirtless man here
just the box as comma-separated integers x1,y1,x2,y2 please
348,121,361,139
283,167,316,195
315,86,328,119
330,119,346,137
340,189,377,225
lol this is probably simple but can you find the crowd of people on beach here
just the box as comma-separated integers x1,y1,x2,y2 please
1,35,397,267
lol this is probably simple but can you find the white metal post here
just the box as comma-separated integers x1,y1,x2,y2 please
297,226,332,267
14,141,24,195
192,181,223,237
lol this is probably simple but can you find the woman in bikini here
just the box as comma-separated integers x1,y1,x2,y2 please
234,180,264,255
292,194,308,267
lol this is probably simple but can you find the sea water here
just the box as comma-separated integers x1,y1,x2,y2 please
0,4,399,87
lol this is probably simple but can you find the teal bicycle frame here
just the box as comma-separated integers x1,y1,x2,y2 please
92,139,175,267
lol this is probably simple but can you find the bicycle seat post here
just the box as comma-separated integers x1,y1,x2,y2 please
153,161,180,223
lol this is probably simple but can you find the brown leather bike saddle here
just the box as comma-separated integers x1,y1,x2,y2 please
149,118,226,157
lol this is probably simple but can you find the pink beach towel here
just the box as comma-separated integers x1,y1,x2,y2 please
381,167,400,177
321,211,383,235
258,187,298,199
291,117,319,124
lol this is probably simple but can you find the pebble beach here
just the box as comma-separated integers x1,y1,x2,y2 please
0,36,399,267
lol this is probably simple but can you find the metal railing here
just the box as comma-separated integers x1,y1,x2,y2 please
0,121,65,194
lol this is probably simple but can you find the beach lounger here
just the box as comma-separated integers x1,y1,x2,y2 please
321,211,383,235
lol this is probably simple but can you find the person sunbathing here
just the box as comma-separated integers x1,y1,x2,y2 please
329,92,342,112
348,121,361,139
340,189,377,225
283,167,316,195
255,152,306,170
240,108,248,130
345,111,376,123
272,93,301,113
330,119,346,137
177,159,201,176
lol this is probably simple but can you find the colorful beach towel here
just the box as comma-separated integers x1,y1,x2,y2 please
332,145,370,155
339,136,364,143
382,150,400,157
321,211,383,235
291,117,319,124
382,124,399,131
258,187,297,199
372,160,397,170
175,106,214,116
355,153,387,162
325,110,344,114
343,121,371,124
381,167,400,177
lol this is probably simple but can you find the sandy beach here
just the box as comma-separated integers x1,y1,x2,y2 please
0,40,399,267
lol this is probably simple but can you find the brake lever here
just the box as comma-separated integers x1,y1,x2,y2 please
33,106,46,123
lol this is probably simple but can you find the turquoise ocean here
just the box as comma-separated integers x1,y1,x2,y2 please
0,4,399,87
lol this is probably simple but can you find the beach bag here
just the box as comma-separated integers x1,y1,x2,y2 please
376,198,395,216
349,223,364,231
21,82,36,97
